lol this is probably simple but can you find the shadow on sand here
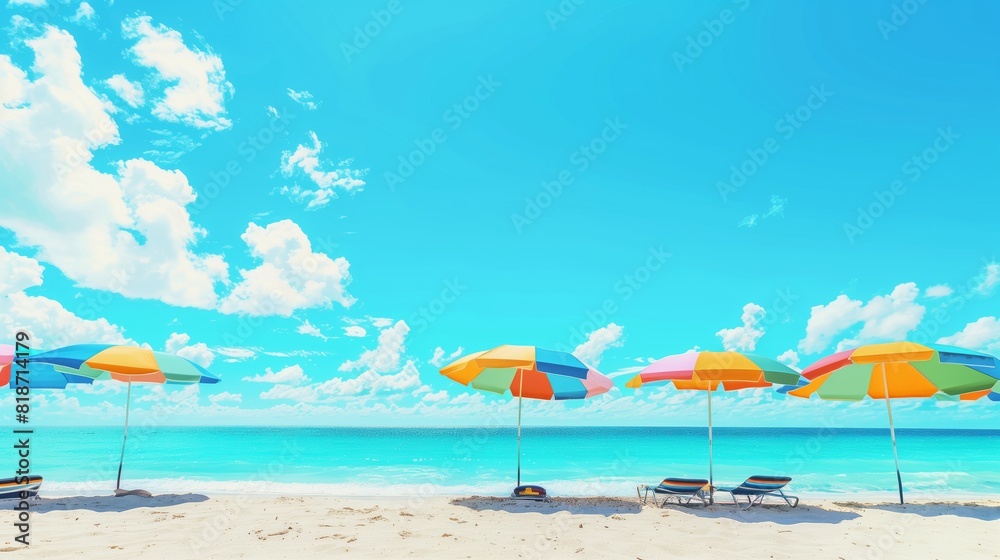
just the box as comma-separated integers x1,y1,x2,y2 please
27,493,209,513
451,496,642,516
862,502,1000,521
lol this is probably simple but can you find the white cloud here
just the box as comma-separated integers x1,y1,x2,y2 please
422,390,449,404
0,245,43,293
938,317,1000,354
287,88,317,110
429,346,465,367
220,220,355,316
209,391,242,405
0,247,129,347
8,0,46,6
369,317,392,328
164,332,214,367
279,131,365,210
573,323,624,367
297,319,328,340
776,349,800,370
260,360,422,402
215,346,256,360
0,29,230,309
340,321,408,373
106,73,144,107
343,325,367,337
71,2,95,24
122,15,233,130
975,262,999,295
716,303,766,351
242,364,310,385
925,284,953,298
798,283,925,354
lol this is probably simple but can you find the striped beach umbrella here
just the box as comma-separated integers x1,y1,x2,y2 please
440,345,613,488
625,351,801,502
787,342,1000,504
15,344,220,495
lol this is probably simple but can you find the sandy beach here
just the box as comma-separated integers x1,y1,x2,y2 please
3,494,998,559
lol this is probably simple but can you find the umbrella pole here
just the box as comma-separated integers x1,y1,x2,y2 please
517,394,522,488
881,364,904,505
707,387,714,504
116,381,132,491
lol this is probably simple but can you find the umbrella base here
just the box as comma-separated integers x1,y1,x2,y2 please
510,485,550,501
114,488,153,498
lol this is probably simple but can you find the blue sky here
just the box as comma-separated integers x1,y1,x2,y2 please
1,0,998,428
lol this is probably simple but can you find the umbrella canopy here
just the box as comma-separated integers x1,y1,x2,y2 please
787,342,1000,504
440,345,612,488
11,344,220,494
625,351,801,502
441,345,612,400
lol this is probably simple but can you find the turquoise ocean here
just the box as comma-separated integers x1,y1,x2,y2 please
16,427,1000,499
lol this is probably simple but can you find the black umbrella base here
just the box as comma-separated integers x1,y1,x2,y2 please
511,485,549,501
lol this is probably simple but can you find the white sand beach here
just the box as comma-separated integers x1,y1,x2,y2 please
3,494,997,559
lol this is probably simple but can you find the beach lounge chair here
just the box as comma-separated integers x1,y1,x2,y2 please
511,485,550,502
0,476,42,500
715,475,799,509
637,478,710,506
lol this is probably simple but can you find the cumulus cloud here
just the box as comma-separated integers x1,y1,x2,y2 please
573,323,624,367
279,131,365,209
164,332,214,367
242,364,310,385
716,303,766,351
924,284,953,298
798,283,925,354
106,73,144,107
297,319,328,340
122,15,233,130
776,349,800,370
209,391,242,404
429,346,464,367
220,220,355,316
0,29,229,309
938,317,1000,354
340,321,408,373
975,262,999,295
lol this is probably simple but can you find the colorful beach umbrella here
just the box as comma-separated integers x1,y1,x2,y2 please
13,344,220,494
440,345,613,487
625,351,801,502
787,342,1000,504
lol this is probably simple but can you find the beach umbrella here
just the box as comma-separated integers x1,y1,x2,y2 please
8,344,220,494
786,342,1000,504
439,345,613,488
624,351,801,502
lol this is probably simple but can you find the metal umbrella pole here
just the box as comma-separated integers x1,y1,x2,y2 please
116,381,132,491
516,371,524,487
881,364,904,505
707,387,714,504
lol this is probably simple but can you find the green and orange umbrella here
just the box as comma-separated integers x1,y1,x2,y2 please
625,351,801,501
10,344,220,495
786,341,1000,503
440,345,613,489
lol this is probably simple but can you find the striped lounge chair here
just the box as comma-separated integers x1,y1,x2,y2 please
716,475,799,509
637,478,710,506
0,476,42,500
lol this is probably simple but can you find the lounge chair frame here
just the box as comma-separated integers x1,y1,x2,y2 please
716,476,799,510
637,480,710,507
